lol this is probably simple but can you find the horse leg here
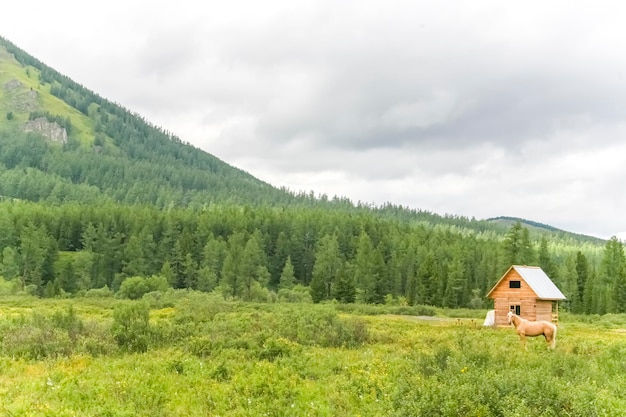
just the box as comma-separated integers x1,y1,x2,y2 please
519,334,527,350
544,334,551,349
544,328,557,350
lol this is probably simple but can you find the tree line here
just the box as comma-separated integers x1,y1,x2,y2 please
0,200,621,313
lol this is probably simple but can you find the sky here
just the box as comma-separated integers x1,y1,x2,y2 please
2,1,626,239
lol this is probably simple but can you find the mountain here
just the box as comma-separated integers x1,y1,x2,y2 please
0,36,305,208
0,36,604,245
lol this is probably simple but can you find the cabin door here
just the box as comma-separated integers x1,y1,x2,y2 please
509,304,521,315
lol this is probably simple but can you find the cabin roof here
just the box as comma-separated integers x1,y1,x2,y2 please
487,265,566,300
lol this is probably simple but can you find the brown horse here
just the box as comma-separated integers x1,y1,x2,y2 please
507,311,557,350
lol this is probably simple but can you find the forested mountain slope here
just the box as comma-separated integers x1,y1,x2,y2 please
0,37,300,207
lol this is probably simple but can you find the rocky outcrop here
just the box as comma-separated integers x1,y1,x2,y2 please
3,79,22,91
3,78,38,112
23,117,67,144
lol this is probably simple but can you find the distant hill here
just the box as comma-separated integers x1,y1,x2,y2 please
486,216,605,244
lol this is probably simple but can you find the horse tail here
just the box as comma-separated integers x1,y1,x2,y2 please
551,324,557,349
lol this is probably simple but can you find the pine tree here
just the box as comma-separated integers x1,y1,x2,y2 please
221,232,246,298
182,253,198,289
333,262,356,303
310,234,342,302
200,235,225,286
353,231,376,303
1,246,19,281
601,237,626,312
443,257,465,308
18,222,49,292
574,251,589,313
279,256,296,290
501,221,537,267
538,237,556,277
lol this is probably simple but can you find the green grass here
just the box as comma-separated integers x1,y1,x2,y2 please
0,295,625,416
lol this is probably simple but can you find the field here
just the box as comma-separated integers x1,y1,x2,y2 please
0,294,625,416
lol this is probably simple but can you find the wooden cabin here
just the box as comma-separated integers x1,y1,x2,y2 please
486,265,566,327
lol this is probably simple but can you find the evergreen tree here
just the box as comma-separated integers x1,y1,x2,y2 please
1,246,19,281
221,232,247,298
279,256,296,290
370,247,387,304
309,234,342,302
309,269,327,303
353,231,376,302
520,227,535,265
538,237,556,277
72,251,94,291
18,222,50,291
160,261,174,287
601,237,626,312
182,253,198,289
196,266,218,292
574,251,589,313
241,231,267,300
502,221,535,266
169,239,185,288
200,235,226,286
333,262,356,303
122,235,149,277
443,257,466,308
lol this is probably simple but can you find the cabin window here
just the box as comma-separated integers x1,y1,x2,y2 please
510,305,521,315
509,280,521,289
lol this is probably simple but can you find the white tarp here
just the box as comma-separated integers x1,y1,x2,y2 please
483,309,495,326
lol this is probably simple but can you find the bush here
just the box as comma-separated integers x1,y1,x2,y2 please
258,337,300,361
51,305,84,343
0,278,19,295
277,306,369,348
84,285,113,298
0,310,78,359
277,284,313,303
118,275,170,300
111,301,150,352
118,277,150,300
2,325,72,359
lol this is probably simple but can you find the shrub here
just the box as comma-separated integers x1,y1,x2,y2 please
258,337,300,361
277,306,370,348
84,285,113,298
117,277,150,300
277,284,313,303
51,305,84,343
0,278,19,295
2,325,72,359
111,301,150,352
79,320,118,356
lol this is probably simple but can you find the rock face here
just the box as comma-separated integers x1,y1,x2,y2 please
3,79,38,112
24,117,68,144
3,79,22,91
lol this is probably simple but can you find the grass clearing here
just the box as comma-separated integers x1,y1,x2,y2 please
0,295,625,416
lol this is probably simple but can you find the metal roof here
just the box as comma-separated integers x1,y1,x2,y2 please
513,265,566,300
487,265,567,300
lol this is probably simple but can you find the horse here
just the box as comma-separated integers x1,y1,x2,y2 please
507,311,557,350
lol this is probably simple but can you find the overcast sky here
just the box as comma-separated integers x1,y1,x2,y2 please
2,1,626,239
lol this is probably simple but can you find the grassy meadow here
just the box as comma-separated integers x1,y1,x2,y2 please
0,294,625,416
